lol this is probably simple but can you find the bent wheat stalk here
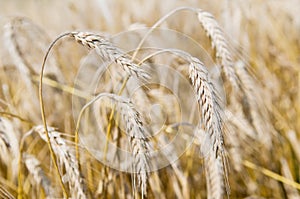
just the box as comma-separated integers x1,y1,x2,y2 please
132,7,238,89
39,31,150,196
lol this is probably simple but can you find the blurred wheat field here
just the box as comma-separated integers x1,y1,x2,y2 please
0,0,299,199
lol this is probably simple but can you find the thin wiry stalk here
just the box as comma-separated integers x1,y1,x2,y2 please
34,126,87,199
39,32,70,198
131,6,238,89
18,127,35,199
243,160,300,190
131,6,198,59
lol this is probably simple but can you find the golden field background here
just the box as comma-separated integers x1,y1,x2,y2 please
0,0,299,198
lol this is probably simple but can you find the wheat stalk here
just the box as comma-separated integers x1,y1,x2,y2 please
138,48,229,197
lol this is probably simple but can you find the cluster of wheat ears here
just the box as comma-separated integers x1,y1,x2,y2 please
0,1,300,199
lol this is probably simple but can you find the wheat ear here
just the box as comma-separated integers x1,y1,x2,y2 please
189,57,230,198
117,97,150,197
189,57,224,157
0,117,20,180
205,151,226,199
23,153,54,197
197,9,238,89
3,18,33,88
196,127,229,199
74,93,150,197
129,6,238,89
70,31,150,80
34,126,87,199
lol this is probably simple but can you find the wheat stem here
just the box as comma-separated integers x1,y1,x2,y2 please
39,32,70,198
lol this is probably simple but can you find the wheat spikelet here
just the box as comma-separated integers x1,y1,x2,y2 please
70,31,150,80
33,125,87,199
23,153,54,197
189,57,224,158
197,10,238,89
